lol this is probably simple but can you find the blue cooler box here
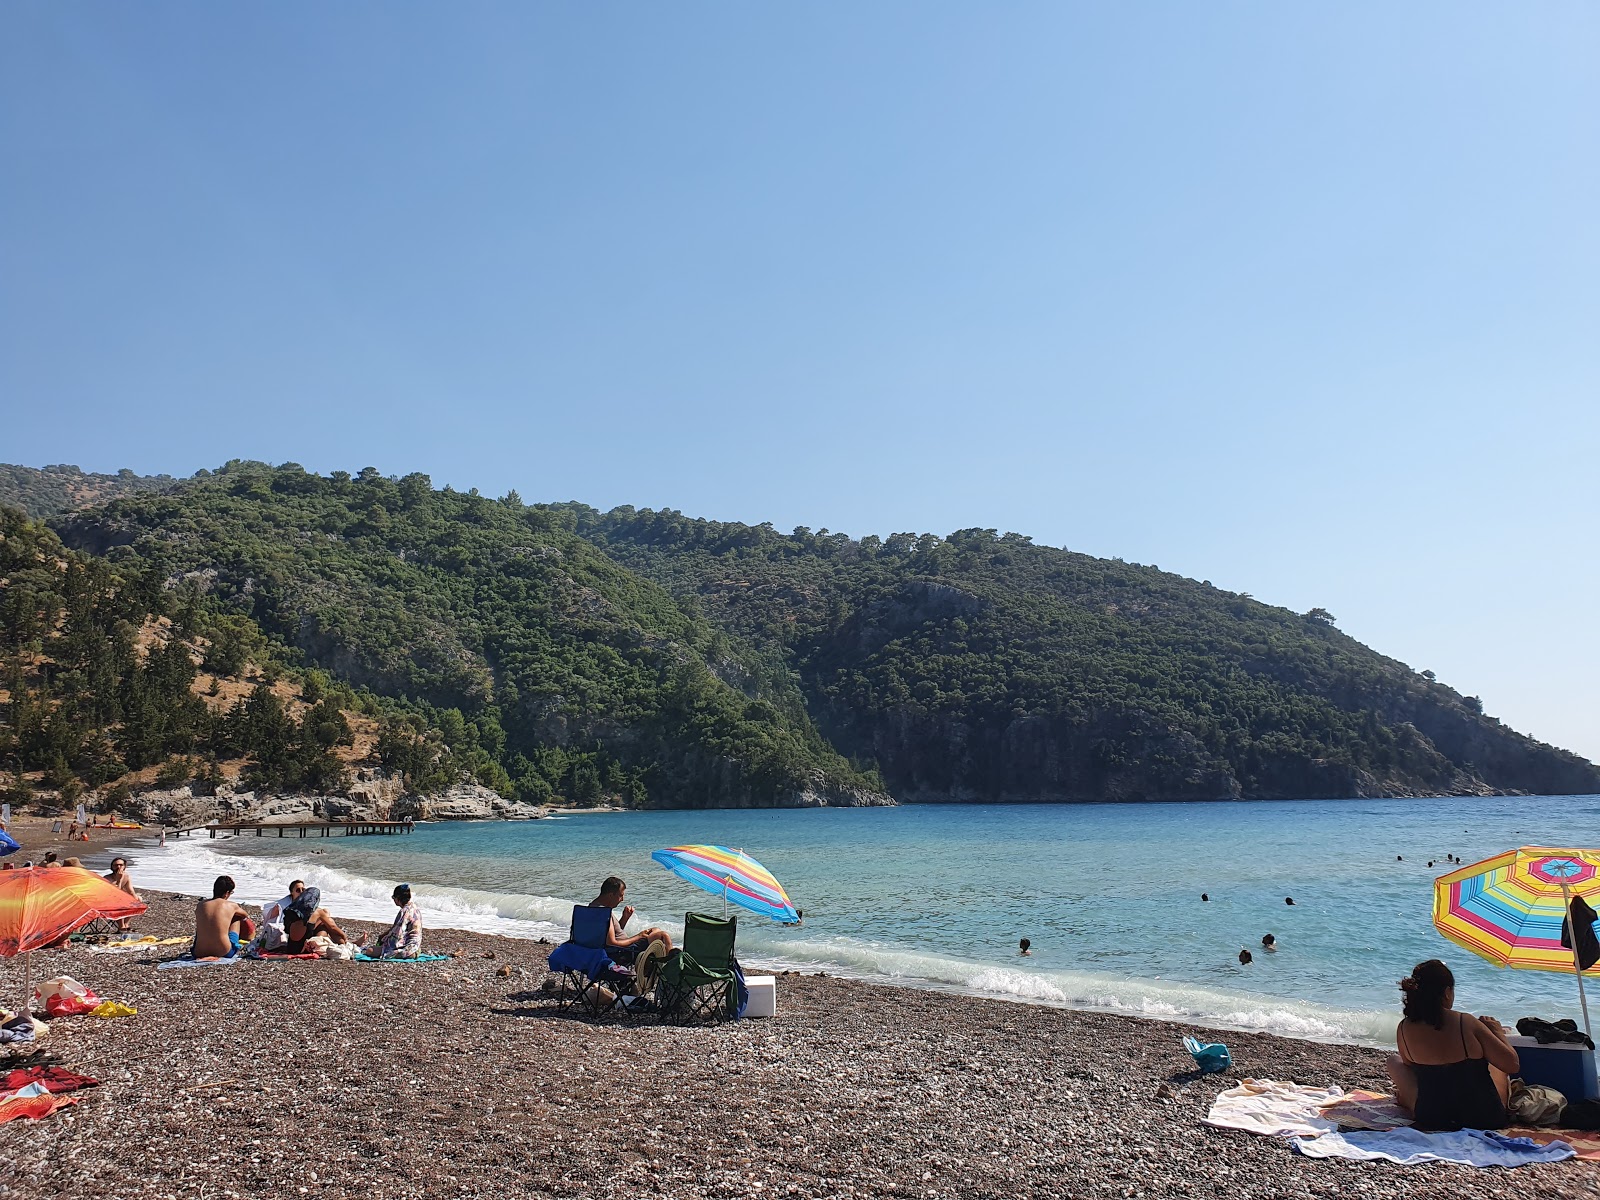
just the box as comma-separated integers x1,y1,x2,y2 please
1509,1036,1600,1101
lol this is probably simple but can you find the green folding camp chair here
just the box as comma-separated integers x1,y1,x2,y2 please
655,912,739,1023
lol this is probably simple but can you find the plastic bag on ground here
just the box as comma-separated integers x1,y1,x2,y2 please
37,977,100,1018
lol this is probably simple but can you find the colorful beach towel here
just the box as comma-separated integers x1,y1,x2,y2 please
1291,1127,1575,1167
0,1082,77,1123
85,935,190,954
1202,1079,1346,1138
353,952,449,963
157,955,242,970
1505,1126,1600,1162
1319,1088,1414,1132
1,1067,98,1094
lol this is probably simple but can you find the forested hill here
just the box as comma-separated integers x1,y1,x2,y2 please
0,463,179,518
556,504,1600,802
6,461,1596,805
43,465,881,810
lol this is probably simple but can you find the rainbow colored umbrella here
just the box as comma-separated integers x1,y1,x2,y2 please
651,845,798,922
1435,846,1600,1037
0,866,148,1015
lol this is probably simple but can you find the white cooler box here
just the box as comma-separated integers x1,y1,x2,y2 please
744,975,777,1018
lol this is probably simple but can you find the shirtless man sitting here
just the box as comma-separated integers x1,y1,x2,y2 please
587,876,674,962
194,875,255,958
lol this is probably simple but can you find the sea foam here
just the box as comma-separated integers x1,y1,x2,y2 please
126,834,1394,1046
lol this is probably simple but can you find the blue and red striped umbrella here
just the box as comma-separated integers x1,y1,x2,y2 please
1434,846,1600,973
651,845,798,922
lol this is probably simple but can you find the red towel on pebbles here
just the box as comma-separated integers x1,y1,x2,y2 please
0,1091,77,1123
2,1067,99,1094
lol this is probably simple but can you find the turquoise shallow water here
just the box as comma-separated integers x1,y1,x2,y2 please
129,795,1600,1045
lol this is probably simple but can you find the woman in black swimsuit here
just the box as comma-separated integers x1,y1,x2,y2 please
1385,959,1519,1131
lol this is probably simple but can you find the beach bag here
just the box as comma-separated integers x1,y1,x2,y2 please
37,977,99,1018
1183,1036,1231,1074
1509,1079,1567,1126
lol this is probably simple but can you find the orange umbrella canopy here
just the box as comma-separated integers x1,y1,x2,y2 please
0,867,148,956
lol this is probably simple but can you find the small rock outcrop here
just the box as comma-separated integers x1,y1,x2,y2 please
396,783,546,821
116,772,547,827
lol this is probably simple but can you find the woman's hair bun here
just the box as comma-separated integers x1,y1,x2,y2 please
1399,976,1418,992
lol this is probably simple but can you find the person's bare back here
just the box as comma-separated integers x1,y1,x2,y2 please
194,897,245,957
194,875,253,957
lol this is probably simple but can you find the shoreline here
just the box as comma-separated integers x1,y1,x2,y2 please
118,835,1398,1049
2,892,1592,1199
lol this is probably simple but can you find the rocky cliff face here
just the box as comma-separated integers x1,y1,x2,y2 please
120,772,548,827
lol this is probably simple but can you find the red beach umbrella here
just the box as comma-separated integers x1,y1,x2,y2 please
0,867,147,1015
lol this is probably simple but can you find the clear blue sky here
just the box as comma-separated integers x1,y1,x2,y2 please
3,4,1597,760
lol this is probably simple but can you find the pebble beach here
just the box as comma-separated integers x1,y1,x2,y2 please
3,894,1597,1200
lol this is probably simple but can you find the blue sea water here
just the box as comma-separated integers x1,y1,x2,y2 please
128,795,1600,1045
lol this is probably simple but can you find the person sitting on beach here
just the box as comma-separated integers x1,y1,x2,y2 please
1385,959,1518,1131
262,880,308,925
280,886,351,954
586,876,674,962
194,876,256,959
42,852,59,868
365,883,423,959
106,856,141,931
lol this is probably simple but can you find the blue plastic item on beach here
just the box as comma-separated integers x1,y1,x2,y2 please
570,905,612,950
1184,1036,1231,1073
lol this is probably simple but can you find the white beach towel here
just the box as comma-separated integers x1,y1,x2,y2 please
1291,1127,1575,1168
1202,1079,1346,1138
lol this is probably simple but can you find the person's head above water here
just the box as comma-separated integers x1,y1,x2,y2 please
1201,893,1209,902
1238,948,1253,964
212,875,235,899
1019,938,1031,954
1400,959,1455,1029
1285,897,1295,905
1262,934,1276,947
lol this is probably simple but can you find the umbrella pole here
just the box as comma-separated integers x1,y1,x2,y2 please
723,878,729,921
20,951,31,1020
1562,883,1594,1045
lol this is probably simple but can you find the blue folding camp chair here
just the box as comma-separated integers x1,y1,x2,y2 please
547,905,634,1016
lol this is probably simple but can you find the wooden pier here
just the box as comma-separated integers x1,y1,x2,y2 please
204,819,415,839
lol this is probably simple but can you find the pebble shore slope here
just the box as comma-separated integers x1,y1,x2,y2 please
1,895,1595,1200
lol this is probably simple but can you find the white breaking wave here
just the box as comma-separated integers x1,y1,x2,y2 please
127,836,1393,1045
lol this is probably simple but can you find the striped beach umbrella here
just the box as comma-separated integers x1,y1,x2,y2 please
651,845,798,922
1434,846,1600,1036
